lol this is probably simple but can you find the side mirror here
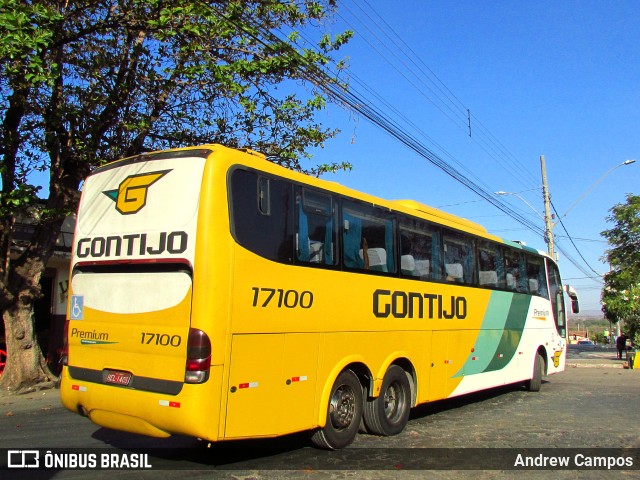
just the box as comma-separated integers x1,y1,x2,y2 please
565,285,580,314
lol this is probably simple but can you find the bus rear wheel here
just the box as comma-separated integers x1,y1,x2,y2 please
311,369,363,450
527,353,544,392
363,365,411,436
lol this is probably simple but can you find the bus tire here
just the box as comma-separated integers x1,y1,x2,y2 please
310,369,363,450
363,365,411,436
527,353,544,392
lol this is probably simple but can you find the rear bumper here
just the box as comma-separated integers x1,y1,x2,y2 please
60,365,224,441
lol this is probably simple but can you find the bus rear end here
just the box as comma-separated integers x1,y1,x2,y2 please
60,148,221,439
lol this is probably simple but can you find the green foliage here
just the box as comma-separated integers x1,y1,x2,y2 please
1,1,353,209
0,1,62,84
593,332,606,344
601,194,640,341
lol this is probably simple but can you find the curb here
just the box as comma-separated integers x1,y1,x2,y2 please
566,362,623,369
565,361,638,369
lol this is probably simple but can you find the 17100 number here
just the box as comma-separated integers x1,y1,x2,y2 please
251,287,314,309
140,332,181,347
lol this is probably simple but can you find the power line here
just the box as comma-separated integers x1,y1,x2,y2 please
343,0,539,191
551,201,604,281
205,3,549,238
556,236,607,244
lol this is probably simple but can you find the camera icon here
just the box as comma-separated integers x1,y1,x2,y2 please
7,450,40,468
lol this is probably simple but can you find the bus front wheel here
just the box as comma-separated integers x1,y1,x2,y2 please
363,365,411,436
311,369,363,450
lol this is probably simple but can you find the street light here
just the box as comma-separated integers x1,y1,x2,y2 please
495,189,550,251
495,158,636,257
554,159,636,224
495,190,545,221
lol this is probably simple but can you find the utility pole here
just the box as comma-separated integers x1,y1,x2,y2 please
540,155,555,258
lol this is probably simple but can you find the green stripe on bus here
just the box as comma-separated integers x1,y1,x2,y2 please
455,292,531,377
484,293,531,372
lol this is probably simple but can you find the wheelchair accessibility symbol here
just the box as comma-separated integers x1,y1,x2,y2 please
70,295,84,320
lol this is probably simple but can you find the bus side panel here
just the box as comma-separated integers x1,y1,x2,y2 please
224,333,319,438
449,291,565,397
428,330,449,400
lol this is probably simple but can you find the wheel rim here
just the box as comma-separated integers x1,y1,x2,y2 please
329,384,356,429
383,383,401,421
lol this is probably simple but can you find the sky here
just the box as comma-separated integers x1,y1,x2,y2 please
306,0,640,313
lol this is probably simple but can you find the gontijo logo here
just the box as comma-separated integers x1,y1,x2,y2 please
103,170,171,215
553,350,562,367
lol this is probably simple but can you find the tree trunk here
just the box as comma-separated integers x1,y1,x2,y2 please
1,301,56,393
0,218,65,394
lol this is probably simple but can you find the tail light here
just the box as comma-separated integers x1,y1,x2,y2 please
185,328,211,384
61,319,70,366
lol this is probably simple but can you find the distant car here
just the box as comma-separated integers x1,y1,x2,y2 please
577,339,595,347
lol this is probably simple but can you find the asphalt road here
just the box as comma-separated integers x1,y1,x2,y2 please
1,350,638,479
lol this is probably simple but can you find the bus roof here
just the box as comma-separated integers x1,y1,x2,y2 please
391,199,488,235
90,144,550,256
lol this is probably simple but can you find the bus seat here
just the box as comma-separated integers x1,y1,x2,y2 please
401,254,416,275
506,273,517,289
360,247,388,272
415,260,430,277
479,270,498,286
529,278,539,293
445,263,463,281
309,241,324,263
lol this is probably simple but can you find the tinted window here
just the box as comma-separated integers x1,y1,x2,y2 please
504,248,525,292
443,230,475,285
296,188,337,266
478,241,504,288
342,201,396,273
399,218,441,280
230,169,293,263
526,256,548,297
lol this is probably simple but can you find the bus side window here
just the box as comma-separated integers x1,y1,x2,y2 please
526,256,548,297
504,248,525,292
342,202,395,274
230,169,294,263
443,231,475,285
478,241,504,288
399,218,440,280
296,188,336,266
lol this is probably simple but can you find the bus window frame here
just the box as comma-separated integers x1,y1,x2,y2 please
398,216,442,281
477,240,504,289
442,229,476,286
295,186,338,267
341,200,397,275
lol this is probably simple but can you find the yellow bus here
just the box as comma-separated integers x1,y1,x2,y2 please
61,144,579,449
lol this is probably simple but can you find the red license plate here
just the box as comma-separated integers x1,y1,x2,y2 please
105,371,132,386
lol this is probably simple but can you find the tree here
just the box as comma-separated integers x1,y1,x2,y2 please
0,0,352,393
601,194,640,343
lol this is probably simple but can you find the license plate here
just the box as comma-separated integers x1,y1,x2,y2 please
105,370,132,386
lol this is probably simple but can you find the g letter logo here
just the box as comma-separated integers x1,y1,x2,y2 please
103,170,170,215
